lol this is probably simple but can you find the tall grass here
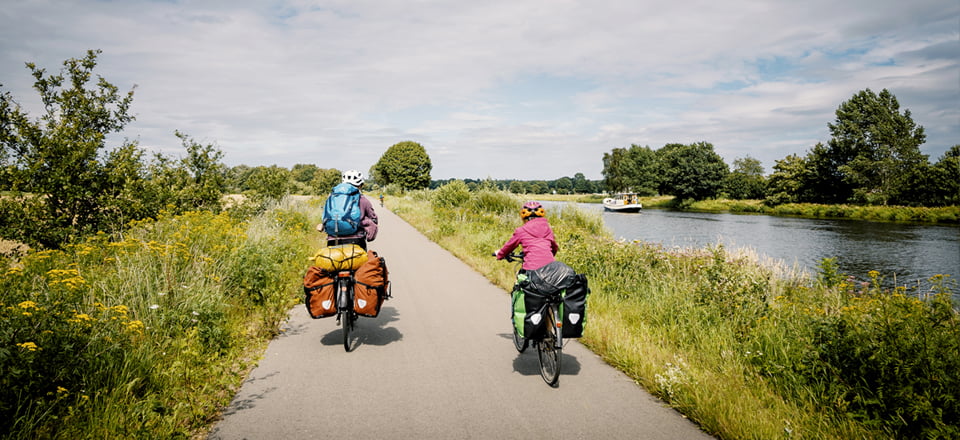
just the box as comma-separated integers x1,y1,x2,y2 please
0,196,319,438
390,187,959,440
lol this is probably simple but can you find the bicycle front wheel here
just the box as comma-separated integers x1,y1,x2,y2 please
537,305,561,386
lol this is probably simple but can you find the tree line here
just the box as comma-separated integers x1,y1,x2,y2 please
430,174,603,195
3,51,957,250
601,89,959,207
0,51,432,249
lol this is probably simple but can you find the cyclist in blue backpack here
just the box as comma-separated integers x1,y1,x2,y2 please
318,170,378,250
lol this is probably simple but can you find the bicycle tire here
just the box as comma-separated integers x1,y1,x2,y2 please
512,320,528,353
339,279,355,352
537,305,561,386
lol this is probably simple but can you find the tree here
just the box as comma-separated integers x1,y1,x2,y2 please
572,172,591,193
176,131,226,210
602,144,659,195
371,141,432,190
723,156,766,199
657,142,729,201
244,165,290,202
764,154,814,205
0,50,139,247
902,145,960,206
309,168,341,195
827,88,927,205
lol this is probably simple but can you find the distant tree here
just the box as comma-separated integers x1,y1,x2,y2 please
509,180,525,194
175,131,227,210
291,164,318,184
244,165,291,202
827,88,927,205
572,173,591,193
764,154,814,205
723,156,766,199
902,145,960,206
309,168,341,195
657,142,729,201
371,141,432,190
803,142,851,204
554,176,573,194
602,144,659,195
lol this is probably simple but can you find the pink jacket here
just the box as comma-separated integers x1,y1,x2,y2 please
496,217,559,270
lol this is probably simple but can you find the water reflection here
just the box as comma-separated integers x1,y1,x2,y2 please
545,201,960,284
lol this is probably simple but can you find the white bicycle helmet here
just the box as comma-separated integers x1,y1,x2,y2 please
342,169,365,187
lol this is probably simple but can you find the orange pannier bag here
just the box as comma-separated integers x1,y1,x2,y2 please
303,266,337,318
353,250,389,317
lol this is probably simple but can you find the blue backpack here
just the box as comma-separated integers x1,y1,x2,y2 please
322,183,362,236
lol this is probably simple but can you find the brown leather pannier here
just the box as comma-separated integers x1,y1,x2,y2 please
353,250,389,317
304,266,337,318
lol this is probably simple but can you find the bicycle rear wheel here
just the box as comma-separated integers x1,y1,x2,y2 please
537,305,561,386
338,279,357,352
342,310,356,352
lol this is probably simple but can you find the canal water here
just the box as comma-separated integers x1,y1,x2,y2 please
544,202,960,285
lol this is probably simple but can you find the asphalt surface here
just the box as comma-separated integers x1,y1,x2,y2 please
207,205,714,440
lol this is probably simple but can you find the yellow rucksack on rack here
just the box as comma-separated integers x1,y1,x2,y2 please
310,244,368,272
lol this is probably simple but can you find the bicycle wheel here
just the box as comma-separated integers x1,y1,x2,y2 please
537,305,561,386
342,310,355,352
511,290,528,352
512,319,528,353
338,279,356,352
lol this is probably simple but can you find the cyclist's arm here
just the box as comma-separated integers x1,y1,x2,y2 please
495,231,522,259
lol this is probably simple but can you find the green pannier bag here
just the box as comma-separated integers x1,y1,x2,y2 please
512,273,549,340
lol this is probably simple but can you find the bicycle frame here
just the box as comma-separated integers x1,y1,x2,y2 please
335,271,354,315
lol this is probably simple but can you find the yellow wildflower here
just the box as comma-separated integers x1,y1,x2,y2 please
125,320,145,335
18,301,38,309
17,342,39,351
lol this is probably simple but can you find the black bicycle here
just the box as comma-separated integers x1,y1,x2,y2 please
334,270,358,351
499,252,563,386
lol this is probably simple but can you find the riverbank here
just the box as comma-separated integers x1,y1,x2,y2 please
531,194,960,224
389,187,959,440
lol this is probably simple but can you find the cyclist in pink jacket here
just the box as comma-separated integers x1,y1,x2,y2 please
494,201,559,271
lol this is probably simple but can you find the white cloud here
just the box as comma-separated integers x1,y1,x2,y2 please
1,0,956,180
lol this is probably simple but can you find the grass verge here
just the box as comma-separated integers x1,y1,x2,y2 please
390,187,959,440
0,196,321,439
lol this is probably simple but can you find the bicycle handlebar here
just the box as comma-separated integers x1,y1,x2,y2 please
493,251,525,263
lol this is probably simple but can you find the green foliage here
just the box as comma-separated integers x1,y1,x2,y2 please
764,153,814,205
432,180,471,209
658,142,729,201
392,192,959,439
602,144,659,195
0,50,137,247
749,272,960,439
0,205,312,438
0,52,229,249
723,156,766,200
371,141,432,190
829,89,927,206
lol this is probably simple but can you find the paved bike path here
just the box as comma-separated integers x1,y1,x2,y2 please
208,205,713,440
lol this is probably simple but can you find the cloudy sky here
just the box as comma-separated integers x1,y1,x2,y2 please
1,0,957,180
